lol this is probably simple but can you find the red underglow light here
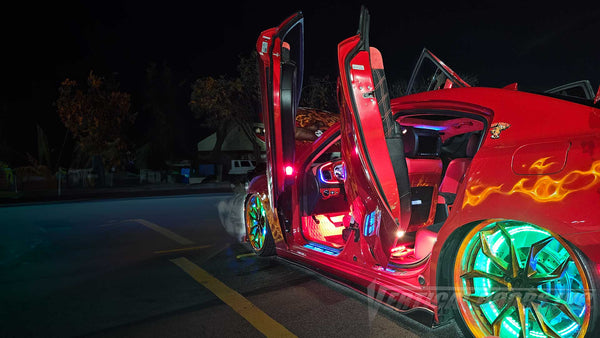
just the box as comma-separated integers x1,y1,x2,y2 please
285,166,294,176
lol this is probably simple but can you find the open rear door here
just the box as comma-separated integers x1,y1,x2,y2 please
256,13,304,217
337,7,411,265
545,80,595,100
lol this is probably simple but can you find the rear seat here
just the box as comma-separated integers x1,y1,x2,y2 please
439,133,481,205
402,127,443,231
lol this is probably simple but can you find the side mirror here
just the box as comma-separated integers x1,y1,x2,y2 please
594,84,600,105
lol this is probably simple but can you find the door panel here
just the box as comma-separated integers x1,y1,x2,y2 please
256,13,304,216
337,8,410,265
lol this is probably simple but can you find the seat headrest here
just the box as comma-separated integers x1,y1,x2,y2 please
401,126,441,158
466,133,481,158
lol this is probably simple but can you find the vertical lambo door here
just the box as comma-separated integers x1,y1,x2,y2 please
255,13,304,243
337,8,412,266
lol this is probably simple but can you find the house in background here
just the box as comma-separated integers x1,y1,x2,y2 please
197,123,266,179
197,122,266,159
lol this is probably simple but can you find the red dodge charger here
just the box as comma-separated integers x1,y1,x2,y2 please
244,7,600,338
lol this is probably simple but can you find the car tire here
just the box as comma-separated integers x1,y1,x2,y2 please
446,219,598,338
244,193,276,257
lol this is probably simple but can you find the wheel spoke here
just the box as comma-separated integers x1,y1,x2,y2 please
480,232,509,273
258,201,264,216
536,289,582,325
515,296,527,338
463,293,494,306
530,258,570,285
497,223,519,278
525,236,553,277
531,302,562,338
461,269,510,287
491,298,515,336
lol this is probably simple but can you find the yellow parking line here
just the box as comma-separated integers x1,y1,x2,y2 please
235,253,256,259
129,219,194,246
154,245,213,254
170,257,296,338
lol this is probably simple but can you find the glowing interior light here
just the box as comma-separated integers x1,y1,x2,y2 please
329,215,345,223
391,245,406,253
414,125,446,131
363,209,381,237
304,243,341,256
396,230,405,238
285,165,294,176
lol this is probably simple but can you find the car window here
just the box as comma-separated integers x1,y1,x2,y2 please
406,49,470,96
314,140,342,163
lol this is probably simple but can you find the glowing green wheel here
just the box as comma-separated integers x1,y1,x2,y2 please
453,220,594,338
244,194,275,256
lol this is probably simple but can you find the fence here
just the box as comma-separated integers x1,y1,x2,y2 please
0,168,17,192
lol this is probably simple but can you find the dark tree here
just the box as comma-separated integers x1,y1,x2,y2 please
190,52,262,162
300,75,338,112
56,71,135,169
137,62,178,169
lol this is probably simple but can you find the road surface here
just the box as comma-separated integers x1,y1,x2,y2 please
0,194,462,337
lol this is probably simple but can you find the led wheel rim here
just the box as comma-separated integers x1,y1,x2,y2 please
245,194,268,251
454,220,591,338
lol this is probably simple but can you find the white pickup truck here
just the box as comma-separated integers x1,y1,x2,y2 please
228,160,256,176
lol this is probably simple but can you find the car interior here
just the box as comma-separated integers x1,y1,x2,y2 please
301,139,349,249
299,113,485,266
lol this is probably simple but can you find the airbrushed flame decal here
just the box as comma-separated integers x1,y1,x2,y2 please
463,159,600,207
529,157,557,171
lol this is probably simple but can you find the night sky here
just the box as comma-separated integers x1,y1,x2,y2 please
2,0,599,165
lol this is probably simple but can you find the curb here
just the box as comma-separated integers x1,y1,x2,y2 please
0,185,234,205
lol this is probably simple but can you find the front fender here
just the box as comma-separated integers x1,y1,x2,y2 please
247,174,268,195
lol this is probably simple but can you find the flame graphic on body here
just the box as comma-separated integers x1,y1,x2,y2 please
530,157,557,171
463,160,600,207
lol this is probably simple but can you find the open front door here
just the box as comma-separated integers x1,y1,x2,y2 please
337,7,411,266
406,48,470,95
256,13,304,222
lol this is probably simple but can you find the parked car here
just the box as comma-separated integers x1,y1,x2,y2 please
228,160,256,176
244,7,600,338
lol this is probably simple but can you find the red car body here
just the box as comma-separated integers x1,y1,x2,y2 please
245,8,600,338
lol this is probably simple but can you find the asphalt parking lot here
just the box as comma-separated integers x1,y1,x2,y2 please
0,193,463,337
